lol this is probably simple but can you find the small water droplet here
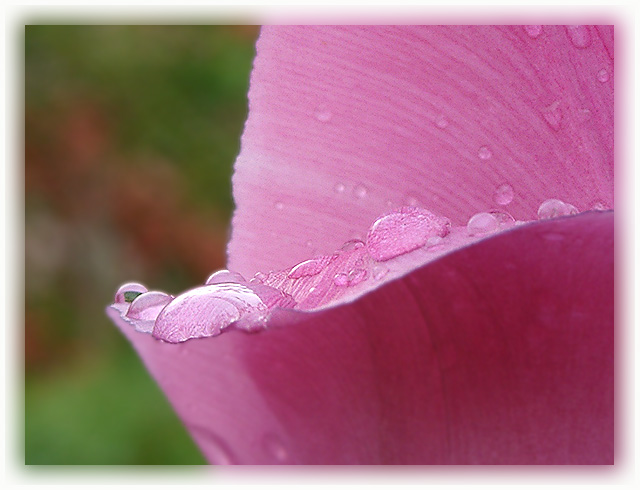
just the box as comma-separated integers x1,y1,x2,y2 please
466,212,499,236
191,427,238,465
274,201,284,210
263,433,288,463
435,115,449,129
426,235,444,248
493,183,514,206
114,282,148,304
478,146,492,160
288,255,335,279
340,239,365,252
205,269,246,285
333,272,349,287
334,182,345,193
314,106,332,122
543,101,563,131
488,210,516,226
251,271,267,284
566,25,592,49
353,184,368,199
597,68,610,83
372,264,389,280
537,198,579,220
366,207,451,262
524,25,542,39
347,268,368,286
591,200,608,211
404,194,419,206
126,291,173,321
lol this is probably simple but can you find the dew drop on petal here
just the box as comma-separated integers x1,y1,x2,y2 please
334,182,345,193
591,200,608,211
537,198,579,219
426,235,443,248
114,282,148,304
274,201,284,211
566,25,592,49
153,283,266,343
190,427,238,465
597,68,610,83
314,106,332,122
347,268,368,286
205,269,246,285
478,146,492,160
288,256,334,279
372,264,389,280
466,212,499,235
523,25,542,39
353,184,368,199
543,101,563,131
340,239,365,252
493,183,514,206
435,115,449,128
263,433,288,463
126,291,173,321
366,206,450,262
333,272,349,287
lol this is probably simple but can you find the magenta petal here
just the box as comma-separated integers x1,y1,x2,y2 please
228,26,613,278
109,211,613,464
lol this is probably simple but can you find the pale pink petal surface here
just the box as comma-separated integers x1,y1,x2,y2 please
229,25,613,277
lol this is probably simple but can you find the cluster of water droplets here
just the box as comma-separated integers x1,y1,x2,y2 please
112,188,609,343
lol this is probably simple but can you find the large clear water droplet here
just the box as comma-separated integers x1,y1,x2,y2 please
205,269,246,285
366,206,450,262
537,198,579,219
524,25,542,39
153,283,267,343
493,183,514,206
466,212,499,235
566,25,592,49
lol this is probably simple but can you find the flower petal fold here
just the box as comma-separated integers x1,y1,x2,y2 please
109,211,613,464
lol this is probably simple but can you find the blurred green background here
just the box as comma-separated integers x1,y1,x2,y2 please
24,25,259,464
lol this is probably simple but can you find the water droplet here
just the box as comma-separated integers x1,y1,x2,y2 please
597,68,610,83
347,268,368,286
334,182,345,193
591,200,608,211
114,282,148,304
366,206,451,262
263,433,288,463
287,255,335,279
314,106,332,122
340,239,365,252
205,269,246,285
274,201,284,210
493,183,514,206
153,283,267,343
333,272,349,287
537,198,579,220
566,25,592,49
524,25,542,39
190,427,238,465
435,115,449,128
543,101,563,131
251,271,267,284
353,184,368,199
466,212,499,235
126,291,173,320
426,235,444,248
478,146,492,160
372,264,389,280
488,210,516,226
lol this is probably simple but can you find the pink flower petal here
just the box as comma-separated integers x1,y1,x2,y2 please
228,26,613,278
108,211,613,464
